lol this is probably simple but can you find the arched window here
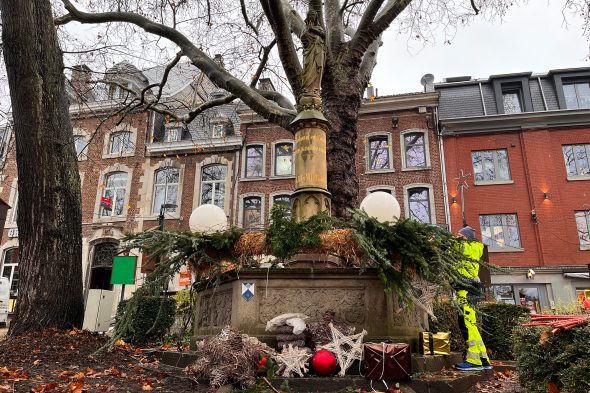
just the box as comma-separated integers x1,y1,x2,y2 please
408,187,431,224
152,167,180,214
243,196,262,229
201,164,226,209
101,172,128,217
403,132,427,168
109,131,133,155
272,194,292,219
90,242,118,290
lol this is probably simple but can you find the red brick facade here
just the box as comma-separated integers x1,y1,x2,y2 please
444,127,590,268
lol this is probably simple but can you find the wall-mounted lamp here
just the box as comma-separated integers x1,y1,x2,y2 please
451,196,457,204
543,192,550,200
526,268,536,280
392,115,399,128
531,209,537,222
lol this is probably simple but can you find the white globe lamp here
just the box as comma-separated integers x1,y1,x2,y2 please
189,204,228,234
360,191,401,223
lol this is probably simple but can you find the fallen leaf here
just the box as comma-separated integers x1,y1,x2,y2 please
72,372,85,380
58,370,72,380
31,383,58,392
141,384,153,391
0,385,11,392
33,360,42,366
68,381,84,393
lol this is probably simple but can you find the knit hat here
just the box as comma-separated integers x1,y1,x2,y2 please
459,226,477,241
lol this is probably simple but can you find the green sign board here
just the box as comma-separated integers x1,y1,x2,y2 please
111,255,137,285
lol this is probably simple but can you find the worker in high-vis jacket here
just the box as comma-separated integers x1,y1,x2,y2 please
454,226,492,371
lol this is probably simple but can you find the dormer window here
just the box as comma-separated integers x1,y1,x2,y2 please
502,89,523,114
210,118,234,138
491,75,532,114
563,82,590,109
164,127,183,142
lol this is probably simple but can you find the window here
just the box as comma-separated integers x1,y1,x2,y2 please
10,190,18,224
272,194,292,219
109,131,133,155
90,242,118,290
243,196,262,229
201,164,226,209
1,248,19,306
562,144,590,178
403,132,427,168
479,214,521,250
152,167,180,214
472,149,511,182
408,187,431,224
164,127,182,142
275,143,293,176
73,135,87,158
492,284,544,312
245,145,264,178
575,211,590,248
576,288,590,304
211,119,234,138
502,90,523,114
370,189,392,194
563,82,590,109
101,172,128,217
367,135,390,171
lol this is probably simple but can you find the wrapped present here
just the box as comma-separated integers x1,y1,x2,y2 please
419,332,450,356
363,342,412,381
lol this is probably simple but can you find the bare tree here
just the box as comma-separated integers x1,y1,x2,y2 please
0,0,84,334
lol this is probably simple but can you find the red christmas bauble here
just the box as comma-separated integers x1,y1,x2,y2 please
312,350,337,376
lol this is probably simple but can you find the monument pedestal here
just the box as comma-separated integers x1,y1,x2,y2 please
193,267,427,351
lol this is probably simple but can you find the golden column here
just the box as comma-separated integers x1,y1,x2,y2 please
291,10,331,221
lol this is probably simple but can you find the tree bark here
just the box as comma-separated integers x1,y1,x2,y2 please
1,0,84,334
322,55,362,218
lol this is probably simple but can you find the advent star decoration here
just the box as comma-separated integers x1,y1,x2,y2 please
319,323,367,376
272,344,312,378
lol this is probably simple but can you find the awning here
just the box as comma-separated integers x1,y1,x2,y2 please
564,273,589,279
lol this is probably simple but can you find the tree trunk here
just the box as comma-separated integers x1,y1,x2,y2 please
1,0,84,334
322,59,362,218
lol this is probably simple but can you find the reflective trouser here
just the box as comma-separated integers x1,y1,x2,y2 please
457,290,489,366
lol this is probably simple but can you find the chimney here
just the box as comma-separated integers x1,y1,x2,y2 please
213,54,225,69
258,78,275,91
365,83,375,100
71,64,92,102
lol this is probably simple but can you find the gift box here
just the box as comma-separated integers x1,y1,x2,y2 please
363,342,412,381
419,332,450,356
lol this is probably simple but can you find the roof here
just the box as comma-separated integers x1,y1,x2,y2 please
141,61,201,97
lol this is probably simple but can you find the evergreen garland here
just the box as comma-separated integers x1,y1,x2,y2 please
108,207,492,349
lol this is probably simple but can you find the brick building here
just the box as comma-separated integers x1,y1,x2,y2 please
437,68,590,310
236,92,446,230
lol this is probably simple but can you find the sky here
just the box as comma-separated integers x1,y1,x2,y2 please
372,1,590,95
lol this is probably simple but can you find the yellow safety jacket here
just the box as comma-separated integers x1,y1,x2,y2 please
456,241,484,280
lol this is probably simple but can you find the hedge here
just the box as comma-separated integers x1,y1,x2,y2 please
431,301,529,359
115,296,176,344
513,323,590,393
479,302,530,360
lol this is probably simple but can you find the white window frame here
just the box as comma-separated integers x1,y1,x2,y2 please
365,132,394,173
271,140,295,178
100,171,129,218
194,155,233,215
102,124,137,158
239,192,265,229
563,82,590,109
479,213,523,252
472,149,513,185
6,178,18,227
575,210,590,250
152,166,181,215
1,247,19,304
402,183,436,224
241,142,266,180
163,126,183,142
562,143,590,180
93,164,133,222
400,129,430,170
200,164,228,210
73,134,88,161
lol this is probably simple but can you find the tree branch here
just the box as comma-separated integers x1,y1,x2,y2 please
280,0,306,37
240,0,259,35
260,0,303,97
355,0,384,35
60,0,296,128
325,0,344,51
349,0,412,69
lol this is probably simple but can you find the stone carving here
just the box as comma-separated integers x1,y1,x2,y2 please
391,296,424,328
301,10,325,97
198,290,232,327
259,288,366,325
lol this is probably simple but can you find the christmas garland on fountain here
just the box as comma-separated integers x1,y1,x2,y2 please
109,207,492,348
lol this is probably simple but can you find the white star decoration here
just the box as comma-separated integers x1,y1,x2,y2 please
319,323,367,376
273,344,312,378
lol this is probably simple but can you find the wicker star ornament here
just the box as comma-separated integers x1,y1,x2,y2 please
273,344,312,377
319,323,367,376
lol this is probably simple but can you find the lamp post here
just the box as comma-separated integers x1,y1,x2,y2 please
158,203,178,231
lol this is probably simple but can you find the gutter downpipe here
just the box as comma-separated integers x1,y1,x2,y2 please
435,107,453,231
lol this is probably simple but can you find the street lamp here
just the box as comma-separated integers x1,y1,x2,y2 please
158,203,178,230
